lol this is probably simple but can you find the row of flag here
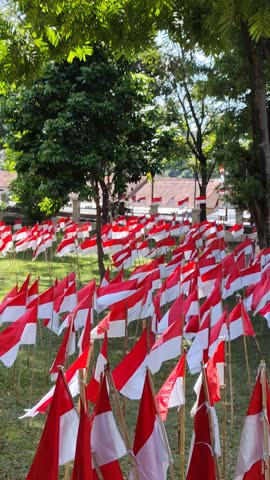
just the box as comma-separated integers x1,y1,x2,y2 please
131,195,207,207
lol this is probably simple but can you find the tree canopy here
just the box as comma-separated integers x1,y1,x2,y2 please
1,47,174,219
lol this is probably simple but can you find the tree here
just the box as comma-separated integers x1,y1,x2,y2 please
166,1,270,247
154,44,221,220
1,47,169,278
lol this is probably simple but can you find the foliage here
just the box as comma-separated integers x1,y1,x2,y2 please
1,47,174,219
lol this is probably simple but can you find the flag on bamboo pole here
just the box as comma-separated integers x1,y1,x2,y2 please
90,304,127,340
228,300,255,340
91,374,126,479
157,293,185,334
50,319,76,380
71,401,92,480
228,223,244,238
148,319,183,374
96,279,137,312
78,309,92,354
27,279,39,305
26,371,79,480
0,290,27,324
234,362,270,480
178,197,189,208
56,236,77,256
0,305,37,367
156,353,186,421
195,195,206,205
129,372,171,480
86,334,108,404
186,368,221,480
112,328,153,400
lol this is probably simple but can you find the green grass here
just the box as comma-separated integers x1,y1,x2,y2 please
0,251,269,479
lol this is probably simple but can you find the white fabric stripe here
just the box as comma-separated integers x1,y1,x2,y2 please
91,411,127,466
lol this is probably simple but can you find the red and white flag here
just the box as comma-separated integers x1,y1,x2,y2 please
96,279,137,312
112,329,153,400
0,305,37,367
77,237,97,256
156,353,186,421
234,364,270,480
91,374,126,479
56,236,77,257
0,290,27,324
229,223,244,238
86,335,108,404
148,319,182,374
228,300,255,341
50,319,76,380
186,370,220,480
71,400,92,480
157,294,185,334
152,196,162,204
129,372,171,480
178,197,189,208
195,196,207,205
26,371,79,480
90,304,126,340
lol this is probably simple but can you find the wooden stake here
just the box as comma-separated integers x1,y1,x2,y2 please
225,307,234,430
243,333,252,395
105,367,140,480
147,369,176,480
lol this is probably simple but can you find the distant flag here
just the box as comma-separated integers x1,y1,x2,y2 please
195,196,207,205
152,196,162,204
137,197,146,204
56,236,77,257
228,223,244,238
178,197,189,208
13,218,22,231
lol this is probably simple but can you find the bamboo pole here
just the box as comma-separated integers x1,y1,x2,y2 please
242,333,252,395
178,364,186,480
201,363,221,480
221,344,227,480
147,369,176,480
105,367,140,480
260,361,270,480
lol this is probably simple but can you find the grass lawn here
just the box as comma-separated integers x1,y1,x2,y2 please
0,251,269,479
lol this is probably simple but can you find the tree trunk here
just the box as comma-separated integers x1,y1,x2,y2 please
100,179,110,225
242,24,270,248
199,158,207,221
93,183,105,281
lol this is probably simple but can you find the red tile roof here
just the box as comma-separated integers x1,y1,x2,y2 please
127,176,221,209
0,170,16,190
